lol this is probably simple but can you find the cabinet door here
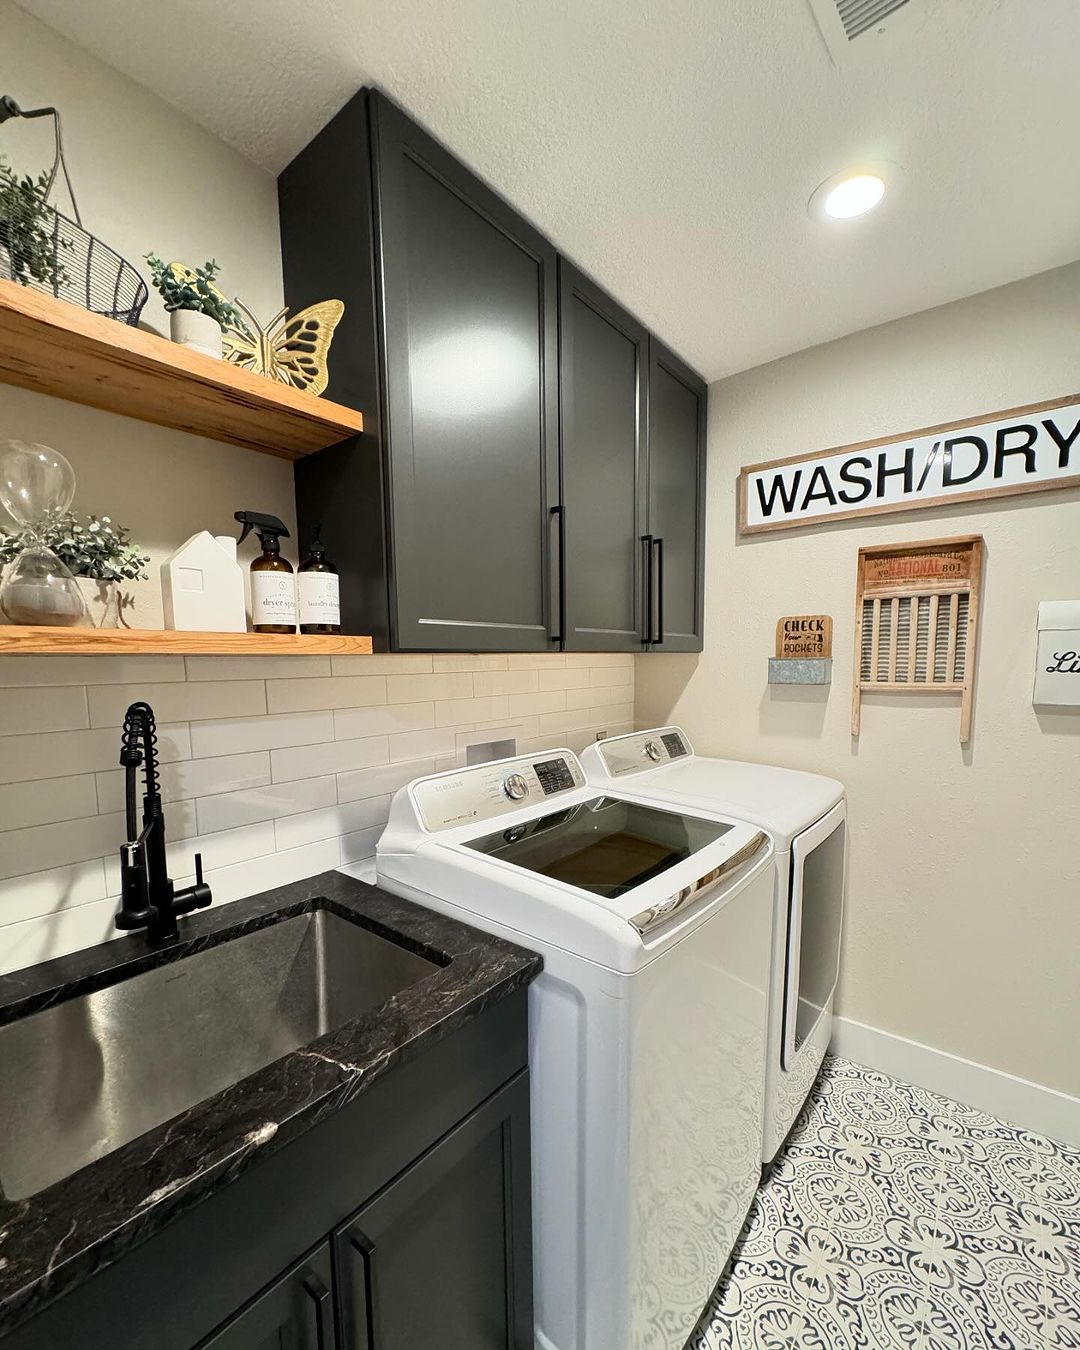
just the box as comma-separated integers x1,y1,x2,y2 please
335,1073,532,1350
371,92,560,651
558,261,648,651
197,1242,336,1350
645,339,707,651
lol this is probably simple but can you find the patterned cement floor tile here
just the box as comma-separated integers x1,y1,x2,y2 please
688,1055,1080,1350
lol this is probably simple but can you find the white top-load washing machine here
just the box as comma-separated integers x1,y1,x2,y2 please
364,749,774,1350
580,728,846,1167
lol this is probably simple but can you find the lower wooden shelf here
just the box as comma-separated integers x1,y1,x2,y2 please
0,627,374,655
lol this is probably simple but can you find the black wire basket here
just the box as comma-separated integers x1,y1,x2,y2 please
0,94,148,325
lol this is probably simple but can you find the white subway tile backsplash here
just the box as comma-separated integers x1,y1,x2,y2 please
432,654,508,672
274,796,390,851
88,681,266,727
385,672,474,703
0,648,631,973
331,654,433,676
507,690,567,716
196,777,338,835
185,655,331,681
388,727,459,761
0,859,107,927
0,775,98,831
340,825,384,865
95,752,271,814
190,711,333,758
435,695,509,726
536,667,591,691
0,654,186,686
271,736,388,784
0,685,88,736
333,702,435,740
266,675,386,714
471,670,538,696
336,759,433,804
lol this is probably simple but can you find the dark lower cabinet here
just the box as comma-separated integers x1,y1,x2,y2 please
335,1074,532,1349
643,339,707,652
198,1243,336,1350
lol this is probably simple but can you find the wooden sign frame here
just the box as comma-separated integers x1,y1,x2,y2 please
738,393,1080,535
852,535,984,743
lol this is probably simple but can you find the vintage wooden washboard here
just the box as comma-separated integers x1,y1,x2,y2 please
852,535,984,743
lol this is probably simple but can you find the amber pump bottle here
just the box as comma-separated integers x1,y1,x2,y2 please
235,511,296,634
298,526,341,635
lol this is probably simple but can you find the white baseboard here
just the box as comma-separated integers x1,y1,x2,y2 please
831,1016,1080,1150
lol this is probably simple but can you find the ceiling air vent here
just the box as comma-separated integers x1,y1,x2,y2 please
805,0,921,64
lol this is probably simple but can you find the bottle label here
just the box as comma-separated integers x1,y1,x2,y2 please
251,572,297,626
298,573,340,626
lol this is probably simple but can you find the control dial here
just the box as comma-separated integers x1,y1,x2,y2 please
644,740,663,762
502,772,529,801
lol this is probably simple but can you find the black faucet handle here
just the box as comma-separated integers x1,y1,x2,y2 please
173,852,213,916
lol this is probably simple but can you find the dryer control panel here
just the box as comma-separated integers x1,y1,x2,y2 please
413,751,586,832
594,727,694,778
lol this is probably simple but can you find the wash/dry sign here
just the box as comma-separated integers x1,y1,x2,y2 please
738,394,1080,534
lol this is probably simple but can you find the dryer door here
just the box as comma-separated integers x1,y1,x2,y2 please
782,801,846,1070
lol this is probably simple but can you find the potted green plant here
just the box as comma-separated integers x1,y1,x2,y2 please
144,255,245,358
0,512,150,627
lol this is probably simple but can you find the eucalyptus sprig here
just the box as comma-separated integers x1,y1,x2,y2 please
144,254,245,330
0,512,150,582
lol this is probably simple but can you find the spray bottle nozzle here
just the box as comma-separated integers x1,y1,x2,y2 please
235,511,291,550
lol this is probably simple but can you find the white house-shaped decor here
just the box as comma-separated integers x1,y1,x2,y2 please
162,532,247,632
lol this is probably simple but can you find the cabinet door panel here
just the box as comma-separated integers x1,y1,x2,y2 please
336,1073,532,1350
373,93,559,651
647,340,706,651
197,1242,335,1350
559,262,647,650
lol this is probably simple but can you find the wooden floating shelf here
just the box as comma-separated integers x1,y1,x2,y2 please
0,627,374,656
0,280,364,459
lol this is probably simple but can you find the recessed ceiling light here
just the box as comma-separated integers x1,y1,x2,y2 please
808,162,901,224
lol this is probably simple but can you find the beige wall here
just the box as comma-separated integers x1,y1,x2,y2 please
1,2,293,628
636,262,1080,1098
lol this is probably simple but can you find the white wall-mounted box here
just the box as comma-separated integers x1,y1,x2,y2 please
1033,601,1080,706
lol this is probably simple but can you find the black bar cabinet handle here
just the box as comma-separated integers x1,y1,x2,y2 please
549,504,565,644
653,537,664,646
640,534,654,643
302,1271,332,1350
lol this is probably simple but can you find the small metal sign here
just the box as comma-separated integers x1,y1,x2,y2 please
738,393,1080,535
775,615,833,659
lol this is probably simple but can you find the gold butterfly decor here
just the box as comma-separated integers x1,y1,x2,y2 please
160,264,344,396
222,297,345,397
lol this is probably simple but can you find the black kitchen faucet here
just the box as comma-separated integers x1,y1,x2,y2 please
115,701,212,943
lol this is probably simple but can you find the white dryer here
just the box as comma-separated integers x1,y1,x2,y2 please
358,750,774,1350
580,728,846,1167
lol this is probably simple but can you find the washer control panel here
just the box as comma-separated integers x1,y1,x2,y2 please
413,752,586,832
595,727,693,777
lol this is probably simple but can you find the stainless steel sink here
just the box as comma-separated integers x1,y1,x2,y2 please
0,909,437,1201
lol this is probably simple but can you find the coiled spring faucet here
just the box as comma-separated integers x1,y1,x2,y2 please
115,701,212,943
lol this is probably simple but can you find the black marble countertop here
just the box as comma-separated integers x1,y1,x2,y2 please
0,871,541,1336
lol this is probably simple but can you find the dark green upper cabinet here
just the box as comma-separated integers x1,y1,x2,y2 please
558,262,648,651
643,339,707,651
370,94,560,651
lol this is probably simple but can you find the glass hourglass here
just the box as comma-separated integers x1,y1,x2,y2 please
0,441,88,627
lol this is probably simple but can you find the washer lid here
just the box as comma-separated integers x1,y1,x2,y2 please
581,728,843,848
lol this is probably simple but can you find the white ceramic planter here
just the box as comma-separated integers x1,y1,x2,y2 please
75,577,127,629
170,309,223,359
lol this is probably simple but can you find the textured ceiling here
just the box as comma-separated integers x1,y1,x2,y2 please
17,0,1080,379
